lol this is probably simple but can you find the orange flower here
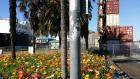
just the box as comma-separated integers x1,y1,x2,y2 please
85,66,90,71
105,73,112,79
17,69,24,79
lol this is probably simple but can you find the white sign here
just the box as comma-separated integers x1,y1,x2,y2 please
28,46,33,54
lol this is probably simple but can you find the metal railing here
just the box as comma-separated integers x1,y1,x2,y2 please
0,42,140,59
102,42,140,59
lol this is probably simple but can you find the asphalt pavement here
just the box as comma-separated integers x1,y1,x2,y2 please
112,57,140,79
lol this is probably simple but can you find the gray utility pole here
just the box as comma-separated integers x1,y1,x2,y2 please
69,0,81,79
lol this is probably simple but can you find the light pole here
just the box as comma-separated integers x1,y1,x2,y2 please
69,0,81,79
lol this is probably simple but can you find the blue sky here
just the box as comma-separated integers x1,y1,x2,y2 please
0,0,140,41
0,0,23,20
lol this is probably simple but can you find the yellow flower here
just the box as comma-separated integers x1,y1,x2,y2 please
25,62,29,65
46,74,55,78
94,70,99,76
84,74,89,79
110,65,116,70
12,72,16,75
26,68,30,72
95,75,98,79
4,63,8,66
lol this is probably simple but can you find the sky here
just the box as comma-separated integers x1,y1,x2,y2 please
0,0,140,41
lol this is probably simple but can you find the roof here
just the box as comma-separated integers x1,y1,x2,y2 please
0,20,10,33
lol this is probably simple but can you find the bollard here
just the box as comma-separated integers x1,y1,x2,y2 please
28,46,33,54
0,49,3,54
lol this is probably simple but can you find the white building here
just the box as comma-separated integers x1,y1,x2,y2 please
80,31,99,49
0,19,33,35
0,19,10,33
0,19,33,47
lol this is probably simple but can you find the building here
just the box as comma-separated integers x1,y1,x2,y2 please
16,21,33,36
0,19,33,47
80,31,99,49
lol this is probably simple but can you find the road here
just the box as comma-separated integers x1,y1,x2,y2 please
115,61,140,79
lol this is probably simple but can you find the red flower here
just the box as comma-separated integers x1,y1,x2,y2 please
22,64,27,69
31,73,40,79
97,64,101,68
82,70,85,75
23,72,30,78
17,69,23,74
92,71,96,76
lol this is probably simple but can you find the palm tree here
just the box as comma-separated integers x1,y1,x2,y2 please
60,0,67,78
38,0,93,49
17,1,94,78
9,0,16,59
18,0,41,53
80,0,95,50
81,14,89,50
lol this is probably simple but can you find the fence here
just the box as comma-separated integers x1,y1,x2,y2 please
0,44,58,53
0,42,140,59
102,42,140,58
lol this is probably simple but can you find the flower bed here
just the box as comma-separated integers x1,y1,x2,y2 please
0,52,116,79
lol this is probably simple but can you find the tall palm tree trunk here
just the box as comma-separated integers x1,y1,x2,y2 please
33,30,36,54
60,0,67,78
9,0,16,60
85,15,89,50
84,34,88,50
58,31,61,49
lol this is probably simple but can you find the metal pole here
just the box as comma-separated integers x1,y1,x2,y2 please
113,44,115,57
69,0,81,78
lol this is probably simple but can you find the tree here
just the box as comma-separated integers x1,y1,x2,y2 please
81,14,89,50
17,1,94,78
60,0,67,78
18,0,42,53
38,0,93,49
80,0,94,50
9,0,16,59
